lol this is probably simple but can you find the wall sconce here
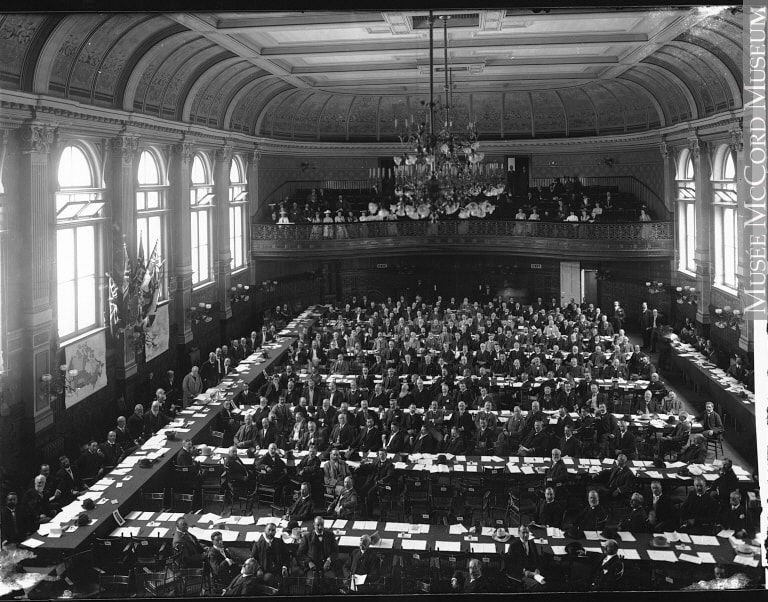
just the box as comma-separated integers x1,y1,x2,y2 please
713,306,742,330
675,285,698,304
645,280,665,295
259,280,278,293
230,283,251,304
40,365,80,406
189,302,214,325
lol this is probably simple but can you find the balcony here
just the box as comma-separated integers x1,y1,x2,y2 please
251,220,674,260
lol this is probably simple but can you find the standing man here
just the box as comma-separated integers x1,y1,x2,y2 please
250,522,290,590
640,302,652,351
182,365,203,408
296,516,340,592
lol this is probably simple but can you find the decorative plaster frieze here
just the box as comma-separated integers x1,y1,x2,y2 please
18,123,55,154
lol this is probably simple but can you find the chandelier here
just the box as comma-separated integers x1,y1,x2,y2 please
387,13,505,217
645,280,665,295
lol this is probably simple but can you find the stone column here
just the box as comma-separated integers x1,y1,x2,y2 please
109,133,140,380
246,148,261,284
659,139,679,276
689,135,713,326
213,145,233,322
170,140,194,347
16,123,57,433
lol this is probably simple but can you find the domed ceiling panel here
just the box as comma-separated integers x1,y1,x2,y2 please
669,43,733,111
348,96,380,140
131,31,198,110
244,82,295,136
0,14,48,88
529,90,566,136
472,93,502,138
189,61,255,125
502,92,532,136
281,89,323,139
143,38,215,112
645,52,712,117
600,80,658,132
586,84,624,134
378,96,405,141
621,68,685,125
48,13,107,95
318,94,355,140
93,16,167,103
557,87,596,135
682,24,742,88
166,49,230,120
67,14,144,101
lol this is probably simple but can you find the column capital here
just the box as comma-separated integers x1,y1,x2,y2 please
687,135,705,161
249,147,262,164
659,139,671,160
18,123,56,154
111,133,140,164
728,126,743,153
173,141,196,165
214,145,233,165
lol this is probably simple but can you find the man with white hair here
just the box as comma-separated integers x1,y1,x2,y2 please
344,533,380,586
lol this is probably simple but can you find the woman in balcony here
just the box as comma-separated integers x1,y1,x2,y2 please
335,209,348,239
311,211,323,240
323,209,335,238
639,208,652,239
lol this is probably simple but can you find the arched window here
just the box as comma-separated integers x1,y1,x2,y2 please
190,153,213,285
56,144,105,339
229,155,247,271
136,149,168,299
713,146,738,291
675,150,696,274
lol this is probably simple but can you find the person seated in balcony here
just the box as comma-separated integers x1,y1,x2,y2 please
591,201,603,220
528,207,541,221
515,207,527,220
579,208,592,222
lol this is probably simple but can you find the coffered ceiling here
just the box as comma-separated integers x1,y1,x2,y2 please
0,7,744,141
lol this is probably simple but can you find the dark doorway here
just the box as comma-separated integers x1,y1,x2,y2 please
506,156,530,200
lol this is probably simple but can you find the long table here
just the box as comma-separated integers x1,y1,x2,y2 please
669,344,755,430
103,513,762,571
18,308,323,557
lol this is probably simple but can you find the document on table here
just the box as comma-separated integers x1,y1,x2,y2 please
547,527,565,538
697,552,717,563
400,539,427,550
647,550,677,562
384,522,410,532
690,535,719,546
617,531,636,542
621,549,641,560
435,541,461,552
148,528,169,538
449,524,468,535
353,521,377,530
110,526,141,537
716,529,735,538
469,543,497,554
678,553,702,564
20,538,45,548
219,530,239,542
733,555,759,567
584,531,602,540
521,466,535,474
244,531,262,542
256,516,274,526
551,545,567,556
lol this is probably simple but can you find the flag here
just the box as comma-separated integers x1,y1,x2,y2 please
106,272,122,337
121,243,131,305
141,240,160,293
133,236,146,292
141,261,163,321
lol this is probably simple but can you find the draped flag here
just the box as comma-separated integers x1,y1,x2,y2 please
121,243,131,306
106,272,121,337
133,236,146,293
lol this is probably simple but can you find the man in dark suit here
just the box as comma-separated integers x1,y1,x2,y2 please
98,431,124,470
302,379,322,409
0,492,26,544
559,424,582,458
612,419,637,460
450,400,475,440
285,482,316,522
442,426,466,454
200,352,222,389
647,480,677,532
656,412,691,457
410,425,437,454
412,378,432,409
328,476,359,519
208,531,239,592
233,414,256,449
114,416,136,454
176,439,197,468
649,309,664,352
618,493,648,533
250,522,290,589
382,421,408,454
355,417,382,453
472,417,495,454
505,523,545,591
639,302,652,350
144,400,169,435
709,458,739,509
718,490,750,538
256,443,288,500
699,402,724,440
571,490,608,532
21,476,56,531
344,534,380,588
679,476,720,534
224,558,260,596
518,420,549,457
677,434,707,464
55,455,86,505
156,370,181,413
76,440,105,484
592,454,635,500
545,448,568,489
172,517,206,568
359,449,395,516
328,413,356,450
297,516,340,589
127,404,146,444
533,487,565,528
236,382,259,407
592,539,624,591
465,559,491,593
255,417,278,450
595,403,618,458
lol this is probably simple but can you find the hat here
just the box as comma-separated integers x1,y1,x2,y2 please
666,415,677,424
565,541,585,557
246,447,256,458
286,519,300,532
347,450,361,462
82,499,95,511
324,209,332,215
652,457,666,469
76,513,91,527
138,458,153,468
492,528,512,543
165,430,177,440
566,526,585,540
437,454,448,465
370,531,381,545
652,535,669,548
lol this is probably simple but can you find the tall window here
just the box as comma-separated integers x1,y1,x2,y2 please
56,144,105,339
190,153,213,286
136,149,168,298
676,151,696,273
229,156,247,271
713,148,738,290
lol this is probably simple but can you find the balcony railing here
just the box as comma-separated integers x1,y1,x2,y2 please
251,220,674,260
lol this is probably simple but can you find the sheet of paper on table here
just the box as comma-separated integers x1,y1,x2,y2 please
647,550,678,562
384,522,409,532
400,539,427,550
20,538,45,548
469,543,497,554
434,541,461,552
449,524,468,535
678,553,701,564
551,545,567,556
716,529,735,538
584,531,603,540
620,549,641,560
244,531,262,542
353,521,377,530
583,547,602,554
690,535,719,546
617,531,636,542
732,555,759,567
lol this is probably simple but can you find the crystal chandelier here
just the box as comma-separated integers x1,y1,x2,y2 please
389,12,505,217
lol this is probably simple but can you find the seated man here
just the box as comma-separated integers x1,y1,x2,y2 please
618,493,648,533
285,482,316,522
76,440,105,485
176,439,198,468
591,539,624,591
632,390,658,416
518,420,548,457
21,475,57,530
465,558,492,593
442,426,466,455
296,516,341,591
55,455,86,505
591,453,634,500
358,449,395,518
472,417,495,455
327,476,359,519
717,490,751,538
612,419,637,460
655,412,691,457
570,489,608,532
544,448,568,489
255,443,288,502
223,558,260,596
410,425,437,454
233,414,257,449
221,446,251,495
98,431,125,470
677,434,707,464
505,523,545,591
679,476,719,534
699,402,724,441
709,458,738,509
559,424,583,459
646,480,677,532
343,534,381,587
250,522,290,589
532,486,565,528
208,530,239,592
323,448,351,496
172,517,206,568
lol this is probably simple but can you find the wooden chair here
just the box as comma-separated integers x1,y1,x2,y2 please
140,570,180,597
97,574,132,598
199,464,224,494
92,538,134,576
131,536,169,573
171,490,196,513
141,489,167,512
201,492,226,514
177,568,205,596
705,432,724,459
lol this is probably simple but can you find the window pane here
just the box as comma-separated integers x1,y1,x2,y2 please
724,208,736,287
148,216,162,255
685,157,694,180
230,159,241,184
57,229,76,282
77,274,96,329
191,156,206,184
136,191,146,212
723,152,735,180
58,281,76,337
76,226,95,277
686,203,696,271
138,151,160,185
58,146,92,188
146,191,159,209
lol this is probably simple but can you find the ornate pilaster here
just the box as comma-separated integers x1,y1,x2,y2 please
214,144,233,321
16,123,57,432
688,134,713,326
170,140,194,346
247,147,261,283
